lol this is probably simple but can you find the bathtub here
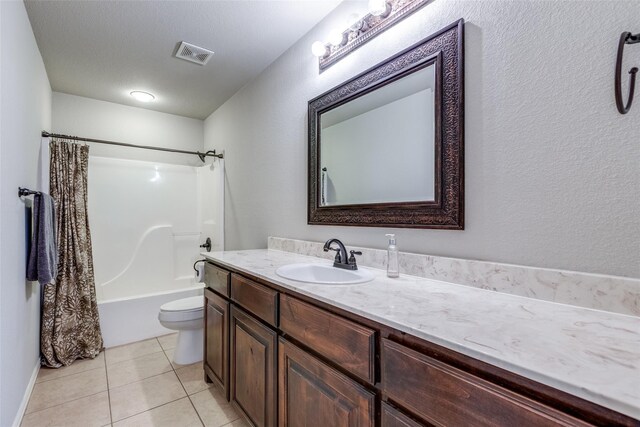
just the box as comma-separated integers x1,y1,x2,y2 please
98,284,204,348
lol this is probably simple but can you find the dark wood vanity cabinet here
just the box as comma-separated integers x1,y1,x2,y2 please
204,288,229,398
230,305,277,427
381,339,591,427
203,263,231,398
278,338,375,427
203,262,638,427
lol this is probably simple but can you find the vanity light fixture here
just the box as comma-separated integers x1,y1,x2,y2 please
311,0,431,71
130,91,155,102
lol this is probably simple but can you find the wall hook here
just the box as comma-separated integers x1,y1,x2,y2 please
615,31,639,114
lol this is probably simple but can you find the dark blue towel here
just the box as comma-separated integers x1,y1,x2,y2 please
26,193,58,285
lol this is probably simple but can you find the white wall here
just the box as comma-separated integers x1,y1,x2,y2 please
52,92,204,166
0,1,52,426
204,0,640,278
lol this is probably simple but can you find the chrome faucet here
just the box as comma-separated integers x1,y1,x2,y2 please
323,238,362,270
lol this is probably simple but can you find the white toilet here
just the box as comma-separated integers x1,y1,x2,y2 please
158,296,204,365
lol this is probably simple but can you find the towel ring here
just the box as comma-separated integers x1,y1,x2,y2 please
615,31,639,114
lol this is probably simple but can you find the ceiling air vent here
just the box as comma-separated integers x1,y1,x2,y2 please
175,41,213,66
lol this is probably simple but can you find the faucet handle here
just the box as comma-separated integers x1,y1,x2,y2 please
348,250,362,266
325,247,343,263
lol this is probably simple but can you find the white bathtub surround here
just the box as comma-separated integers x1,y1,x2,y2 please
201,248,640,420
268,237,640,317
197,159,225,254
89,157,223,302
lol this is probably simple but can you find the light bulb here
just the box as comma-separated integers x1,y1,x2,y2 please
349,13,363,30
130,91,155,102
328,29,344,46
368,0,388,16
311,41,328,57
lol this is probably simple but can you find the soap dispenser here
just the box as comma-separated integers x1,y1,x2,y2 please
385,234,399,278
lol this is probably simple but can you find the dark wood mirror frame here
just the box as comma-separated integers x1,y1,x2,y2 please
308,20,464,229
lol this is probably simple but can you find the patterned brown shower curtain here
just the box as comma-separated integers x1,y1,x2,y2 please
41,139,103,367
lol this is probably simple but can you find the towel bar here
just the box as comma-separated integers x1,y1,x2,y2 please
18,187,41,197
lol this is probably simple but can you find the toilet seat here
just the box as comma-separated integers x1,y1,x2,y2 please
160,296,203,312
159,296,204,322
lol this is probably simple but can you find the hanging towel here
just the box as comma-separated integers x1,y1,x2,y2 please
321,168,328,205
26,193,58,285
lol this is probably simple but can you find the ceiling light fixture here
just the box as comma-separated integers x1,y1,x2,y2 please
130,91,155,102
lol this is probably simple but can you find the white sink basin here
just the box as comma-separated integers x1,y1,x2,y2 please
275,263,374,285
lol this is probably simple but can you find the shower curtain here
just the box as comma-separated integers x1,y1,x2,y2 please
41,140,103,367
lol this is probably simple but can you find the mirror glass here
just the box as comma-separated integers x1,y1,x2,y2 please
319,64,435,207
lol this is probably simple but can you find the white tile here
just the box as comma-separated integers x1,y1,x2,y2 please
26,368,107,414
109,371,186,421
21,391,110,427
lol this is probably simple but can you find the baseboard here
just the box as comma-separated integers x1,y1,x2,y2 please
12,360,40,427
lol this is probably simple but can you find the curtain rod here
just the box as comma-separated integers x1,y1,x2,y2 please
41,131,223,162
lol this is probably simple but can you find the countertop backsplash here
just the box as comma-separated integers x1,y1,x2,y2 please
268,237,640,317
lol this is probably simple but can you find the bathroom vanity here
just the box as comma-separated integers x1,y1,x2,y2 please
201,249,639,427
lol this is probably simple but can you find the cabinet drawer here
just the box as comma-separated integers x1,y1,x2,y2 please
381,339,591,427
231,274,278,326
205,263,230,297
381,403,425,427
280,294,375,384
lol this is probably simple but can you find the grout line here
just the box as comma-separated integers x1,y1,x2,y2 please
22,389,107,418
106,348,167,368
105,353,174,390
187,394,207,427
104,350,114,426
35,357,105,384
220,417,243,427
24,366,108,415
107,370,176,392
111,395,190,425
109,342,187,424
105,346,167,368
171,349,206,427
33,363,105,385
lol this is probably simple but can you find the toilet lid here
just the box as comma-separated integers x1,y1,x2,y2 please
160,296,204,312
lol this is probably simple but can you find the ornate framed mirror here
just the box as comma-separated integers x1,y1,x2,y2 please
308,20,464,229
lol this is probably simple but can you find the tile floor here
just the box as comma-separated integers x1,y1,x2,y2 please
22,334,247,427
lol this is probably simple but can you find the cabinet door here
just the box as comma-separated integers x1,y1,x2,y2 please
204,289,229,399
279,338,375,427
230,306,277,427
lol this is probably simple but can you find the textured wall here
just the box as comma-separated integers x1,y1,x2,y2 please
0,2,52,425
52,92,204,166
205,0,640,278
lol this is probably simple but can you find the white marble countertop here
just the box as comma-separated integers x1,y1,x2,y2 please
201,249,640,420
